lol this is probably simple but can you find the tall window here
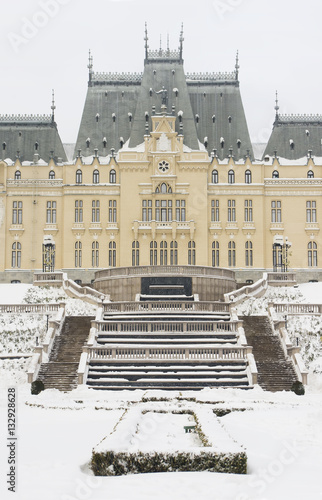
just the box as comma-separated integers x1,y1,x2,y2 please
12,201,22,224
228,241,236,267
211,200,220,222
211,170,218,184
109,241,116,267
188,241,196,265
170,241,178,265
155,200,172,222
75,200,83,223
306,201,317,222
228,200,236,222
272,170,279,178
109,169,116,183
109,200,117,222
132,241,139,266
142,200,152,221
244,200,253,222
150,241,157,265
271,201,282,222
46,201,57,224
245,241,253,267
49,170,55,179
245,170,252,184
160,241,168,265
307,170,314,179
92,200,100,222
212,241,219,267
75,242,82,267
92,241,99,267
308,241,317,267
155,183,172,194
76,169,82,184
93,169,99,184
11,242,21,268
228,170,235,184
14,171,21,180
175,200,186,221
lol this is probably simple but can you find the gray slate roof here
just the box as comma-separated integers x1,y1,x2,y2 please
0,116,67,162
263,115,322,160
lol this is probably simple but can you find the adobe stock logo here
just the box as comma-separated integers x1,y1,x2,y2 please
8,0,73,53
213,0,245,20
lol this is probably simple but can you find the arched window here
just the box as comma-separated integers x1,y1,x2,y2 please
14,170,21,180
49,170,55,179
92,241,99,267
245,170,252,184
156,183,172,194
93,169,99,184
76,169,82,184
109,241,116,267
75,242,82,268
308,241,317,267
272,170,279,178
188,240,196,265
212,241,219,267
161,182,167,194
2,142,6,151
170,241,178,265
12,242,21,268
307,170,314,179
132,241,139,266
160,241,167,265
34,142,39,151
109,169,116,184
245,241,253,267
228,241,236,267
150,241,157,266
228,170,235,184
211,170,218,184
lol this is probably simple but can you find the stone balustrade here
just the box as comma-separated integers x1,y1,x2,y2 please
272,303,322,315
0,304,60,314
103,301,230,314
94,320,238,334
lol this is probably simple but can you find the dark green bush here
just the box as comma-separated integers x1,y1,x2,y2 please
291,381,305,396
31,380,45,395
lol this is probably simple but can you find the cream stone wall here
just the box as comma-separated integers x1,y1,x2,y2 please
0,115,321,283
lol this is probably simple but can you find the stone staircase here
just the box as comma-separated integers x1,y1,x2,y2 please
37,316,93,391
241,316,297,392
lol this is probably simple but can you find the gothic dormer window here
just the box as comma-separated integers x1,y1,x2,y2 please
307,170,314,179
49,170,55,179
272,170,279,178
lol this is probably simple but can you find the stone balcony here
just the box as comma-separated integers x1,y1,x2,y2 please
242,222,256,235
209,222,222,236
225,222,239,236
132,220,195,240
305,222,319,235
270,222,284,233
9,224,24,235
44,223,58,234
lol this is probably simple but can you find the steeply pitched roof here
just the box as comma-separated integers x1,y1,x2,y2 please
263,114,322,160
0,115,67,162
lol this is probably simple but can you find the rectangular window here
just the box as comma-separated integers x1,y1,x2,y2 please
109,200,117,223
228,200,236,222
175,200,186,221
306,201,317,223
155,200,160,222
271,200,281,223
46,201,56,224
211,200,220,222
244,200,253,222
75,200,83,223
92,200,100,223
12,201,23,224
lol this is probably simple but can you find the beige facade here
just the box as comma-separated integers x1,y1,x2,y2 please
0,112,321,283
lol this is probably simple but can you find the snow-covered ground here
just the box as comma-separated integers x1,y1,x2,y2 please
0,283,321,499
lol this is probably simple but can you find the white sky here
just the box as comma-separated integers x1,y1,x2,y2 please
1,0,322,144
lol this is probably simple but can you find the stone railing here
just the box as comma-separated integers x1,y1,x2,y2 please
7,179,62,187
87,345,250,361
186,71,236,82
92,72,143,83
267,272,297,286
33,272,64,287
103,301,230,314
268,307,308,385
0,304,60,314
93,320,239,334
27,303,66,383
271,303,322,315
279,114,322,123
62,273,107,305
95,265,235,280
0,114,51,123
224,274,268,305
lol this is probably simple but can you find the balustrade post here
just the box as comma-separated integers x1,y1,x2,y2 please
219,348,223,359
112,348,116,358
185,348,190,359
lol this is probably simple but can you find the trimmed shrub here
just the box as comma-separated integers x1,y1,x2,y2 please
291,381,305,396
31,380,45,395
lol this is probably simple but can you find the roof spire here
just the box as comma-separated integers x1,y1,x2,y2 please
167,33,170,54
88,49,93,85
144,22,149,60
179,23,184,61
235,50,239,81
51,89,56,123
159,34,162,54
274,90,280,121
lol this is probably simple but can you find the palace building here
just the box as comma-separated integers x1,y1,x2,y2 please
0,26,321,284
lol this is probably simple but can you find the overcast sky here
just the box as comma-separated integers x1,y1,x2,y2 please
1,0,322,144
